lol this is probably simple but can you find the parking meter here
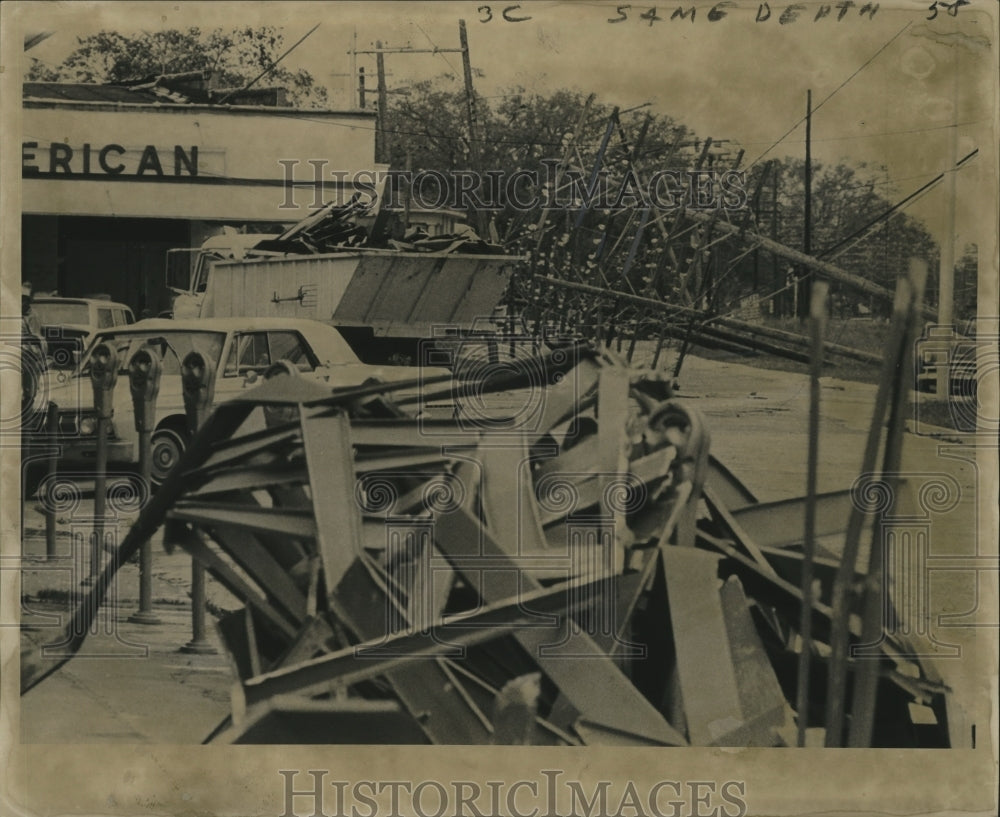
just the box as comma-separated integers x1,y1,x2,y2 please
181,351,215,434
87,342,118,584
127,346,162,625
179,350,218,655
89,343,119,420
128,348,162,433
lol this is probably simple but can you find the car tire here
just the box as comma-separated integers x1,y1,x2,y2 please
151,424,188,486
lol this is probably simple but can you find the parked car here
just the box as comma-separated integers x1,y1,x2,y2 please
31,297,135,370
31,317,452,487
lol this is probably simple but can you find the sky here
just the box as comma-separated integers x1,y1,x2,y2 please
11,0,999,266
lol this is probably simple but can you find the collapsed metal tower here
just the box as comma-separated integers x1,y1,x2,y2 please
21,342,957,747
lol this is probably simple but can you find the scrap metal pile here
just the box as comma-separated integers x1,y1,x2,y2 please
21,342,956,747
248,193,504,257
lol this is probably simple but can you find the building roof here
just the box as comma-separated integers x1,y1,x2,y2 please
23,79,363,115
24,74,289,107
24,82,162,104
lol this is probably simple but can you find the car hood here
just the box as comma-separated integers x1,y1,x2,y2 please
41,364,454,413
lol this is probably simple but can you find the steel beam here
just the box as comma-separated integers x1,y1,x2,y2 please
730,489,860,549
432,505,688,746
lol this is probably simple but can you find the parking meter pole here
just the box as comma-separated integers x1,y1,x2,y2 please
45,402,59,561
85,344,118,586
180,351,217,655
127,349,162,625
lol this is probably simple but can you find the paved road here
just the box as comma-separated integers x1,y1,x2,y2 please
16,350,993,744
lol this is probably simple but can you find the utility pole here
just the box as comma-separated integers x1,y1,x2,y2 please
349,27,484,227
459,19,488,235
936,54,959,396
358,66,366,109
376,41,388,162
800,89,813,319
351,27,358,107
771,169,782,316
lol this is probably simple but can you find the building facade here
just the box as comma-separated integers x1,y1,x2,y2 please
22,82,377,315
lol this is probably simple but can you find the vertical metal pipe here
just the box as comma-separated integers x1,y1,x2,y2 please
88,409,109,585
848,258,927,747
181,351,217,655
127,427,160,625
824,275,913,746
795,279,828,745
128,347,161,625
45,402,59,560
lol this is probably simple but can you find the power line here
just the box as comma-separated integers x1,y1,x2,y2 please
747,21,913,168
414,21,460,77
820,148,979,258
737,119,986,146
215,23,321,104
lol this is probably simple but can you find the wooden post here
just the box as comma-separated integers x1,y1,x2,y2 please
375,42,388,163
799,89,813,319
458,20,488,236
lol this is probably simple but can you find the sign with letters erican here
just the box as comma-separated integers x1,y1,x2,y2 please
21,142,225,178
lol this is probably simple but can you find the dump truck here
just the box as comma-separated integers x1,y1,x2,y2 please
164,198,522,365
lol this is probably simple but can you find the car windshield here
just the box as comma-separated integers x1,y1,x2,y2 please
80,330,226,377
32,302,90,326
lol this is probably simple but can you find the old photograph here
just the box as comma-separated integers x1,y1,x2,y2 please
2,1,997,815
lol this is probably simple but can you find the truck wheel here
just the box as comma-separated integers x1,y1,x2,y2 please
151,424,187,486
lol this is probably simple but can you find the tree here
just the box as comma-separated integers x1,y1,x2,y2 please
25,27,327,108
741,159,939,317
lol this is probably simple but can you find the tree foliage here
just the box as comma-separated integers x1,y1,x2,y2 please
750,159,940,317
380,76,942,323
26,27,327,107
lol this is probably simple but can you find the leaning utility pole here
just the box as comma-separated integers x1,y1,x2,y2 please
375,41,388,162
459,19,488,235
350,22,489,232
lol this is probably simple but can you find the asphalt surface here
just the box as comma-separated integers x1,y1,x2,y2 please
15,349,992,744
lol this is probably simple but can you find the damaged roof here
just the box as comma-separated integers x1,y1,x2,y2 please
23,82,165,104
24,73,289,107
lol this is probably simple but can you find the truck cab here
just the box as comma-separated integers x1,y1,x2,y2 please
165,232,279,318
